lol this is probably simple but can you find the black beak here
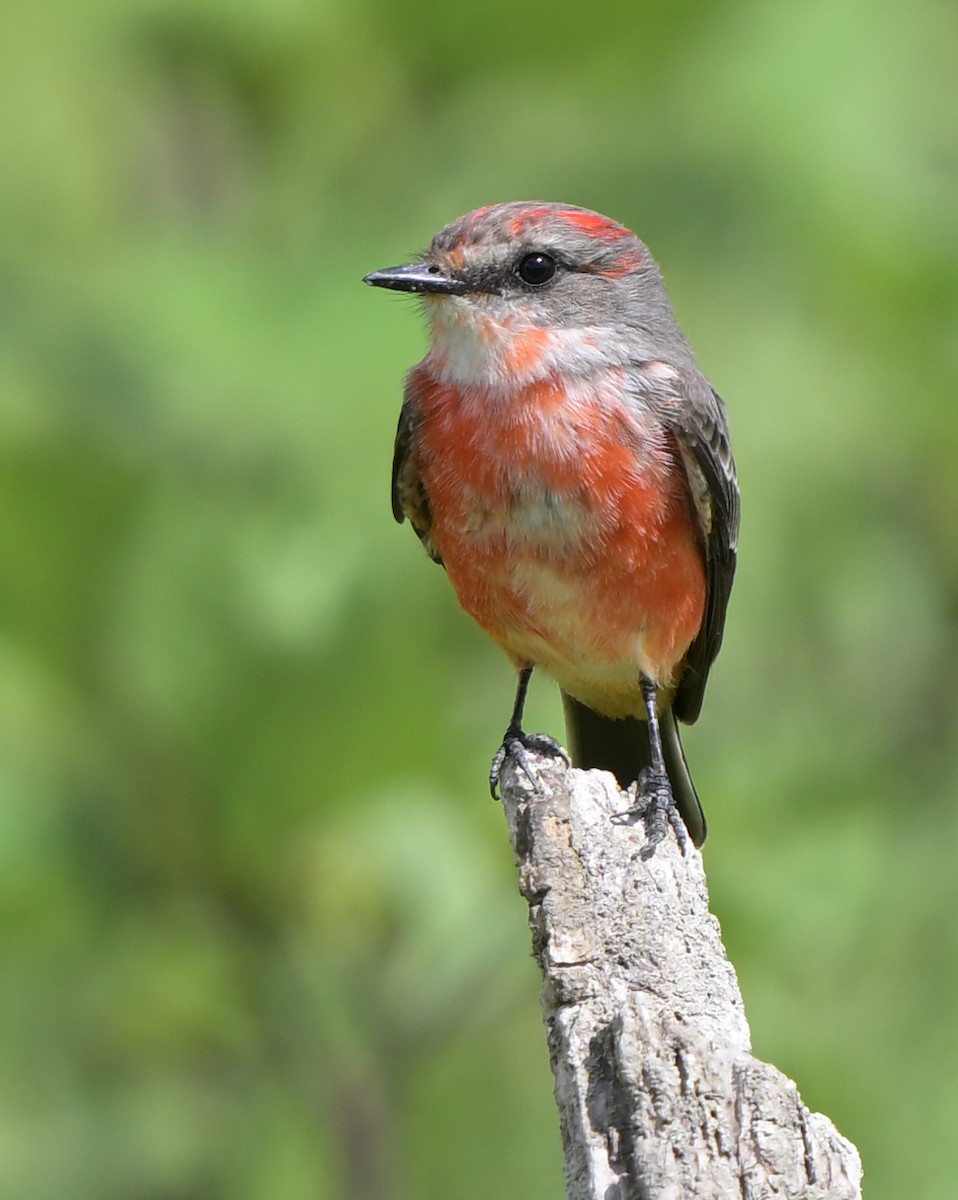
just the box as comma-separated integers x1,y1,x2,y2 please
363,262,468,296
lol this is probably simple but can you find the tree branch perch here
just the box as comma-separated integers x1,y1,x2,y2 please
499,753,863,1200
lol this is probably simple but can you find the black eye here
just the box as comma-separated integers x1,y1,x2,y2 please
515,252,558,287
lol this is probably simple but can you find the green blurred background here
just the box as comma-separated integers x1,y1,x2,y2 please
2,0,957,1196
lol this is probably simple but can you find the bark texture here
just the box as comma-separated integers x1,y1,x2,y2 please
499,754,862,1200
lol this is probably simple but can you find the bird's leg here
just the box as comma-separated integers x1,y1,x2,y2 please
489,666,569,797
616,676,688,857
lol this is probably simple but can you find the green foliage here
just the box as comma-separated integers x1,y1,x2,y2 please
2,0,957,1195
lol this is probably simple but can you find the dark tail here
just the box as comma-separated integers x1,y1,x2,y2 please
560,692,707,847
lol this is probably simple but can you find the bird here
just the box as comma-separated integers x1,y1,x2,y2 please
363,202,738,854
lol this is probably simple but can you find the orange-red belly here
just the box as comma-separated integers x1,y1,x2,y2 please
409,367,706,718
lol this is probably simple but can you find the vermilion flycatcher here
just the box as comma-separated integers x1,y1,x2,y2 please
364,202,738,853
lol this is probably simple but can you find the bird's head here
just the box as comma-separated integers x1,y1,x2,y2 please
364,202,693,388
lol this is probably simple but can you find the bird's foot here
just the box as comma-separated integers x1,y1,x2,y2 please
489,727,569,798
612,767,688,860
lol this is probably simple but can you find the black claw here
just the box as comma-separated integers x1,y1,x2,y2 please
609,675,691,858
612,767,688,859
489,728,570,798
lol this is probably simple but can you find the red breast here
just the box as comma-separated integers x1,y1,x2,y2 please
406,355,706,718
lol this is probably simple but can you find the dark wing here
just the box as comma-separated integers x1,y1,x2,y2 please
391,384,443,565
669,376,739,723
631,363,739,724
